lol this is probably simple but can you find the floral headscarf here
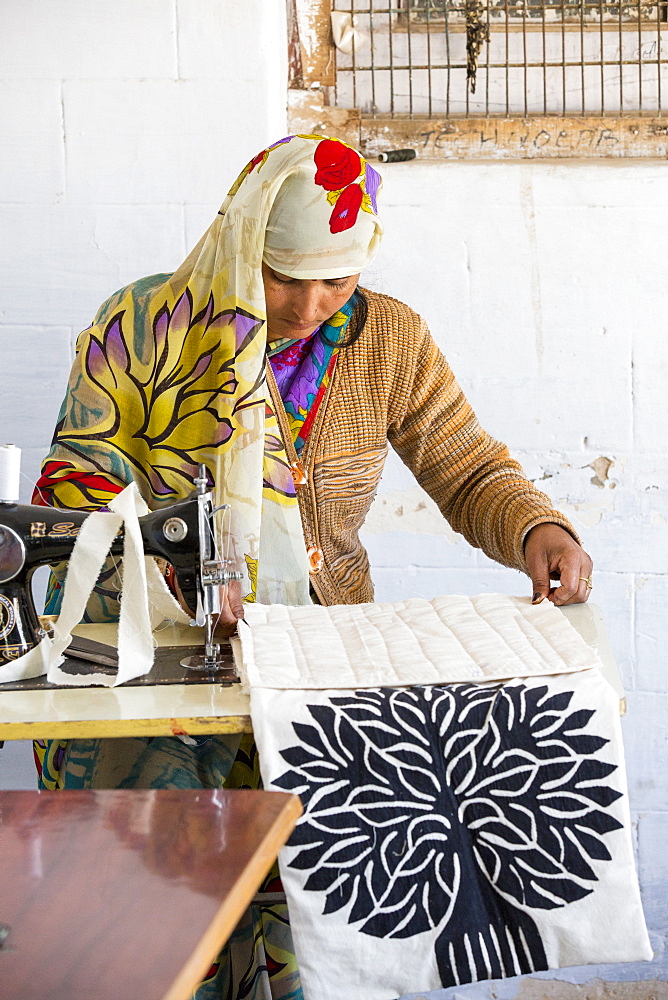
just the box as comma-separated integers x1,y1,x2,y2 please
37,135,383,604
263,137,383,277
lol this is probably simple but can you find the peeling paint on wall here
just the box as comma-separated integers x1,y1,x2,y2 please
589,456,616,489
524,453,629,530
364,487,459,540
559,493,616,527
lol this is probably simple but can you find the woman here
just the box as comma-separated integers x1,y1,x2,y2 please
33,135,592,999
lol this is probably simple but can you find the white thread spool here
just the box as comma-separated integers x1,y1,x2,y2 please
0,444,21,502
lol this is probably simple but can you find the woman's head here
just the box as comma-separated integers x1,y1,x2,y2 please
177,135,382,323
250,136,382,343
262,137,383,281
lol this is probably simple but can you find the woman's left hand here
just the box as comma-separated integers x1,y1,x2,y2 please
524,523,594,606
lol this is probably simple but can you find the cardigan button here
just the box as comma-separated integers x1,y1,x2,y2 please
306,545,324,573
290,461,307,488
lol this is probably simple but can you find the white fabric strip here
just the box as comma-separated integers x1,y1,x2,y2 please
0,483,186,687
145,557,192,629
109,486,154,685
0,634,51,683
44,504,125,686
0,505,123,685
236,594,603,691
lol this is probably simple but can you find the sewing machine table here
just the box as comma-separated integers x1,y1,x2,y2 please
0,604,624,741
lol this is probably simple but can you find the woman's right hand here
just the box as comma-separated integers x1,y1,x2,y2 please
172,572,244,637
213,579,245,637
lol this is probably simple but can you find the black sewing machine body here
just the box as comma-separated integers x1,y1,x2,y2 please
0,498,204,664
0,455,248,678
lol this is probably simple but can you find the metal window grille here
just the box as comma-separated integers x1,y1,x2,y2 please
331,0,668,116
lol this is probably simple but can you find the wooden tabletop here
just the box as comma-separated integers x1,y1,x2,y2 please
0,788,302,1000
0,603,625,740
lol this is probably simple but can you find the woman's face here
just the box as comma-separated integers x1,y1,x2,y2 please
262,262,360,343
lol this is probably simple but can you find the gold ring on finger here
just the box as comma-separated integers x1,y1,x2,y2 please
579,576,593,590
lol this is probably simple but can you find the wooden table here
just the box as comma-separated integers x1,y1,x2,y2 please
0,788,302,1000
0,603,625,741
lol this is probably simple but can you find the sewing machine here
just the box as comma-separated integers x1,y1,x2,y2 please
0,465,242,673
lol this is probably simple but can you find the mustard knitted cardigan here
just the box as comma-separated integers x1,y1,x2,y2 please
267,289,577,607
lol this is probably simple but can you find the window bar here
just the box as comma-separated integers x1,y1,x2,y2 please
618,0,625,111
542,0,548,115
349,0,357,109
426,0,433,116
466,0,471,117
485,0,491,115
580,0,586,114
638,0,644,112
333,0,339,109
561,0,567,113
600,0,605,114
445,0,452,117
368,0,376,115
406,0,414,115
657,0,662,112
389,0,395,116
522,0,529,117
506,0,511,115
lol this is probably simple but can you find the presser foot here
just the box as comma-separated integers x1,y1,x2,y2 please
180,643,238,683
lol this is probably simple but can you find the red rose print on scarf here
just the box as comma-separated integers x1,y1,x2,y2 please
329,183,364,234
314,139,362,191
313,138,371,234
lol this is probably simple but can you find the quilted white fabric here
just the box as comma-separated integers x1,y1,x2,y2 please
240,593,650,999
236,593,603,691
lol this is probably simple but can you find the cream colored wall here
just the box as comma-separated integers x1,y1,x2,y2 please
366,159,668,995
0,1,666,994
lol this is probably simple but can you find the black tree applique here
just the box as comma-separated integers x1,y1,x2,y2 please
273,682,623,988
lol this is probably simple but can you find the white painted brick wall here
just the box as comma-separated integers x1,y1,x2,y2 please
366,161,668,993
0,1,666,994
0,0,291,804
